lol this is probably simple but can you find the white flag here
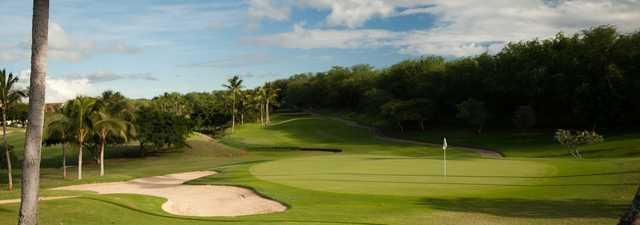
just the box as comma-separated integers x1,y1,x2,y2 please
443,137,448,150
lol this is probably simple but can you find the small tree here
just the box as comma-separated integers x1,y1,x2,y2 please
456,98,490,134
513,105,536,131
554,129,604,159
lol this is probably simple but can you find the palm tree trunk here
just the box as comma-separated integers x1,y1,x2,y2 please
231,97,235,133
78,142,83,180
266,99,270,125
99,136,105,176
19,0,49,224
260,103,264,127
62,142,66,179
3,108,13,191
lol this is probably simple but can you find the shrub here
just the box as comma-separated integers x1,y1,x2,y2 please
554,129,604,159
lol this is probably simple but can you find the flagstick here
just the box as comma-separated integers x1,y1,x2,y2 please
444,148,447,178
443,137,448,178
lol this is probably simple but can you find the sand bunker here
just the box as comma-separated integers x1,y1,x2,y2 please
54,171,287,217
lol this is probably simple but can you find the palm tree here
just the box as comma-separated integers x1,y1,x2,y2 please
98,91,136,138
92,110,130,176
255,87,266,127
240,90,253,125
263,83,279,125
222,76,243,133
0,69,26,191
44,113,71,179
69,97,96,180
19,0,49,224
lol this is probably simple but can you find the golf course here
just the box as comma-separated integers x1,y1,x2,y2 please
0,113,637,225
3,1,640,224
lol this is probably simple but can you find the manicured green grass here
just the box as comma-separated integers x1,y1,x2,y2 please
0,115,637,225
222,115,477,158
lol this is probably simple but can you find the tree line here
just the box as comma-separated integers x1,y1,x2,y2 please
0,74,279,189
272,26,640,132
37,80,278,181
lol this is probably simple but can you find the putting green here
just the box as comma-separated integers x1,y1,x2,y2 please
250,154,556,197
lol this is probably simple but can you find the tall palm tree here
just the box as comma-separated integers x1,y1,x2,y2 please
0,69,26,191
92,110,130,176
19,0,49,224
222,76,243,133
263,83,279,125
240,90,253,125
44,113,72,179
98,91,136,138
255,87,266,127
69,97,96,180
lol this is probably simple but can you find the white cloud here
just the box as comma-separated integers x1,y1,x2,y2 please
248,0,290,22
48,22,98,62
302,0,395,28
17,70,155,103
248,0,415,28
247,0,640,56
45,77,93,103
17,70,94,103
393,0,640,56
0,51,27,62
0,22,142,63
178,53,277,68
248,24,397,49
65,70,158,83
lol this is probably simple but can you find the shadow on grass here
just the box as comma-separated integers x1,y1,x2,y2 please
418,197,625,218
265,178,637,187
328,169,640,179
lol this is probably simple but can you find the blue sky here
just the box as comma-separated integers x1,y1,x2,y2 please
0,0,638,102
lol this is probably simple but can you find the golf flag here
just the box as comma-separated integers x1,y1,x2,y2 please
443,137,448,150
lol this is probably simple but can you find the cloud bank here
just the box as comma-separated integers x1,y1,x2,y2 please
246,0,640,56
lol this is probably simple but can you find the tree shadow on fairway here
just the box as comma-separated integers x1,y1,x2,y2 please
418,197,625,218
330,169,640,179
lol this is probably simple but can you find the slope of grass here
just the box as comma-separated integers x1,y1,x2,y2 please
222,115,477,158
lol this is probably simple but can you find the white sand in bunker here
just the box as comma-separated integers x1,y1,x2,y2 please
53,171,287,217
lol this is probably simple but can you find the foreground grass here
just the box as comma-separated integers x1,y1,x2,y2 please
0,115,636,224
